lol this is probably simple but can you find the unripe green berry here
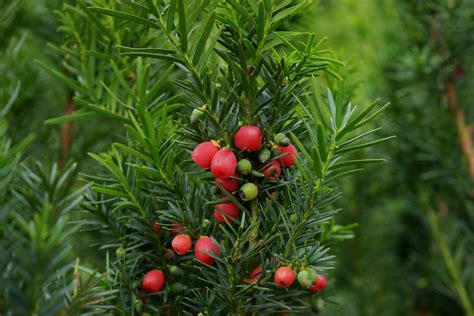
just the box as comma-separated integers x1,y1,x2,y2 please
274,133,290,146
290,214,298,224
190,104,207,124
168,265,184,277
239,183,258,201
116,245,125,259
298,270,313,289
258,148,271,164
250,169,264,177
237,159,252,175
201,218,211,229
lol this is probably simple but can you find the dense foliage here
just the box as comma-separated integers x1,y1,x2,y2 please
0,0,472,315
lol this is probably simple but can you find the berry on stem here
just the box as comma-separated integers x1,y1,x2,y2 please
194,236,220,265
237,159,252,175
275,266,295,288
215,176,239,193
211,148,237,179
274,133,290,146
239,183,258,201
309,274,327,293
244,266,262,283
192,141,219,169
153,222,161,234
276,144,298,167
258,148,271,164
172,234,192,255
214,199,241,224
234,126,263,151
171,224,185,236
297,270,313,289
143,269,165,293
262,160,281,180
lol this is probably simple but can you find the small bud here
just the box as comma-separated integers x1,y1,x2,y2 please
290,214,298,224
298,270,313,289
190,104,207,124
247,65,255,74
239,183,258,201
116,245,125,259
274,133,290,146
168,265,184,277
201,218,211,229
237,159,252,175
258,148,272,164
250,169,264,177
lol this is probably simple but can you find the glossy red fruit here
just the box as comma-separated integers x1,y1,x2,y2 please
276,144,298,167
172,234,192,255
309,274,327,293
211,148,237,179
234,126,263,151
214,199,240,224
244,266,262,283
143,269,165,293
192,141,219,169
274,266,295,288
262,160,281,180
215,176,239,193
194,236,220,265
171,224,185,236
153,222,161,234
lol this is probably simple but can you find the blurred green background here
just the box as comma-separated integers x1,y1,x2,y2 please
1,0,472,315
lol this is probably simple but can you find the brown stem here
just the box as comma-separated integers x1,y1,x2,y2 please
445,81,474,181
59,91,75,168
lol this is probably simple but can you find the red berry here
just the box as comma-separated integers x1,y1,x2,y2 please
215,176,239,193
172,234,192,255
274,266,295,288
276,144,298,167
194,236,220,265
244,266,262,283
309,274,327,293
211,148,237,179
214,199,241,224
153,222,161,234
143,269,165,293
171,224,185,236
262,160,281,180
192,141,219,169
234,126,263,151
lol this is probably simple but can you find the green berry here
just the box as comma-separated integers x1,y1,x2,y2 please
168,265,184,277
290,214,298,223
274,133,290,146
250,169,264,177
201,218,211,229
116,245,125,259
297,270,313,289
237,159,252,175
258,148,271,164
190,104,207,124
239,183,258,201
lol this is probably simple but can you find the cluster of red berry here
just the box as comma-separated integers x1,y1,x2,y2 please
244,263,327,292
140,229,220,295
192,125,297,223
139,126,326,296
